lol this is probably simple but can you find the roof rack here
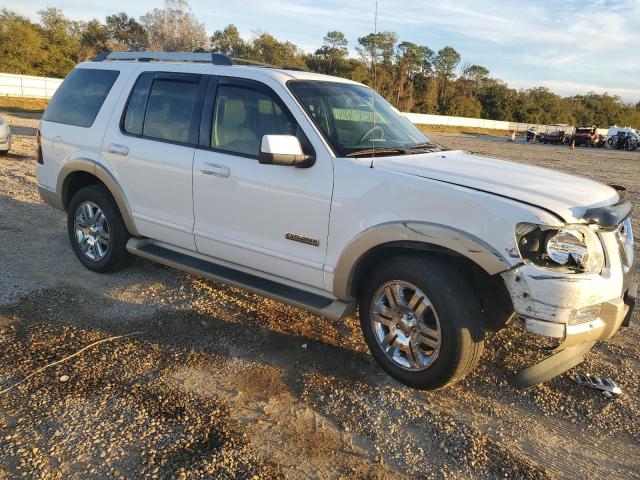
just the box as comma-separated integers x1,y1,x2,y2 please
91,52,302,71
92,51,234,66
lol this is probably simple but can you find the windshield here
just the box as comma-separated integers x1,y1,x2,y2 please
287,80,432,157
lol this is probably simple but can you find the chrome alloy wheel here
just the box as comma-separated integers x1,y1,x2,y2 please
370,280,442,371
74,201,110,261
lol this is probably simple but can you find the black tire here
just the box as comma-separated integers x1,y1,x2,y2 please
359,255,485,390
0,149,8,156
67,184,133,273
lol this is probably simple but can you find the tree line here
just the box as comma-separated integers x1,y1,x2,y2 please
1,0,639,128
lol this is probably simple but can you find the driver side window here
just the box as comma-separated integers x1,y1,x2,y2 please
212,85,296,158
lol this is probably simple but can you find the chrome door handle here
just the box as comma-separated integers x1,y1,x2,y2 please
201,162,230,178
106,143,129,156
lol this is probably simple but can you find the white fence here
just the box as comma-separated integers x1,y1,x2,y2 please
402,112,608,136
0,72,610,136
0,73,62,99
403,112,511,131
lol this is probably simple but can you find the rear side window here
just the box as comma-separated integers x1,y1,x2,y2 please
122,72,203,144
43,68,119,128
122,73,154,135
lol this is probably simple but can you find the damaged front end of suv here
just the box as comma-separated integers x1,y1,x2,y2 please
502,187,635,388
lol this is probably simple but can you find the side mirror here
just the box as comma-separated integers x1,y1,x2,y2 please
259,135,313,167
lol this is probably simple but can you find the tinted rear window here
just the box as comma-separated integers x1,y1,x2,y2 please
43,68,119,128
142,78,201,143
122,72,154,135
121,73,202,144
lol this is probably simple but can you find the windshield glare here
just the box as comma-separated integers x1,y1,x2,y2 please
288,80,431,157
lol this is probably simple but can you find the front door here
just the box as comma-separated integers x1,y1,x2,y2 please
192,77,333,289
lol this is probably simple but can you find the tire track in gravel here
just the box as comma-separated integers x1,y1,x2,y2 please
430,391,640,479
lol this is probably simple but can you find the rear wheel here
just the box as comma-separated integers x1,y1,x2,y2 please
67,185,133,273
359,255,485,390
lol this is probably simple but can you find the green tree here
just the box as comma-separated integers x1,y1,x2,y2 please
106,12,148,50
357,31,397,67
476,79,517,121
356,31,397,97
446,95,482,118
394,42,432,110
432,46,461,111
210,24,248,57
248,32,306,68
79,19,109,60
314,31,348,75
0,10,46,75
37,7,80,76
458,64,489,97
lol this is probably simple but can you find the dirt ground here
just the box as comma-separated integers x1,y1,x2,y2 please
0,110,639,480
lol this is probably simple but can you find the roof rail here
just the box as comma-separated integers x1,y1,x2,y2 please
92,51,234,66
231,57,276,68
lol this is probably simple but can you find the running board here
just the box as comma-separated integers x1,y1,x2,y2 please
126,238,355,321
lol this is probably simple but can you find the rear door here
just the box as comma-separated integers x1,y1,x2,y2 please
192,77,334,289
101,69,208,250
38,66,123,191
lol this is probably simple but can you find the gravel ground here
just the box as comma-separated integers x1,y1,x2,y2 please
0,113,639,479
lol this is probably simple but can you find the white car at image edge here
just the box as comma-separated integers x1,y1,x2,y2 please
0,115,11,154
35,52,636,391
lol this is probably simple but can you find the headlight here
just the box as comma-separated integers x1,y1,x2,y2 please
516,223,604,273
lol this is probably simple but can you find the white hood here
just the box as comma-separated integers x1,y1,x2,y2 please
372,150,620,222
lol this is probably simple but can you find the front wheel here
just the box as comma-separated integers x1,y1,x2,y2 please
359,255,485,390
67,184,133,273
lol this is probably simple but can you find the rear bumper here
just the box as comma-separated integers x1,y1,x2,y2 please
0,135,10,151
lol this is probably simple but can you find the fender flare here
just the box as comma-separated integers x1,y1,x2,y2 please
56,159,140,236
332,221,512,300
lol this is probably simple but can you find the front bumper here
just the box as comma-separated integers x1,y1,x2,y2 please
507,283,635,389
522,290,633,349
502,223,635,388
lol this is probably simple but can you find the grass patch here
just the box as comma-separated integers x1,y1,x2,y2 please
416,124,508,137
0,96,49,113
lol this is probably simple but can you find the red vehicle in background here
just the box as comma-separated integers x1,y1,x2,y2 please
570,126,606,147
541,130,566,145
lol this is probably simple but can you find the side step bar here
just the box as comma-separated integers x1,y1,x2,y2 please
126,238,355,321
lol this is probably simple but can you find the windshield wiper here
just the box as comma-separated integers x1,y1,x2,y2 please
406,142,439,150
346,147,408,158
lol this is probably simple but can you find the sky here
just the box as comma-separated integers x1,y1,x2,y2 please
10,0,640,103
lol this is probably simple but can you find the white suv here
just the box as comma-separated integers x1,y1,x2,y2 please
0,115,11,154
37,52,636,390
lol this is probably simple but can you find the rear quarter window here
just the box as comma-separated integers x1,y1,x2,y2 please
43,68,119,128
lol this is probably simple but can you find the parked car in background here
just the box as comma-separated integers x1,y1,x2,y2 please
613,131,640,151
0,115,11,155
625,135,639,151
524,127,539,142
541,130,566,145
570,126,604,147
607,126,638,143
